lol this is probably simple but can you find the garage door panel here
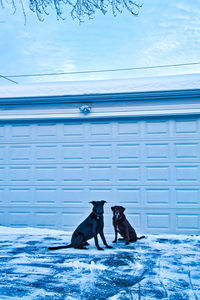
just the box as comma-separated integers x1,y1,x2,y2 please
10,124,32,139
116,143,140,161
8,211,32,228
0,211,5,226
104,213,113,232
35,123,58,139
9,166,32,184
0,187,6,204
0,166,6,184
146,213,171,232
88,143,113,162
127,213,141,230
89,121,113,137
62,144,85,162
9,187,33,205
145,166,170,183
176,214,199,231
116,188,141,205
145,120,170,137
116,120,140,136
174,119,199,137
0,125,6,140
61,122,84,137
35,145,59,162
61,212,82,231
89,166,112,184
174,165,199,183
88,188,113,203
35,166,58,184
61,188,85,205
34,211,58,228
145,188,170,206
144,143,170,161
9,145,32,163
35,188,58,205
174,142,199,161
61,212,85,231
62,166,85,184
174,188,200,207
116,166,141,183
0,145,6,162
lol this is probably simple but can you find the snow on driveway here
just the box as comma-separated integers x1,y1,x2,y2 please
0,227,199,299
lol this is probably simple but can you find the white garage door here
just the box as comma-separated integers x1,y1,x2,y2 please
0,117,200,234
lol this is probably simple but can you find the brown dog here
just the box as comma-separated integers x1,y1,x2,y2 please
111,206,145,245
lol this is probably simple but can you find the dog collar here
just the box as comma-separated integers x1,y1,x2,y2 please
92,211,103,220
115,214,125,223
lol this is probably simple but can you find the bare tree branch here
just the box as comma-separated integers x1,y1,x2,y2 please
1,0,142,21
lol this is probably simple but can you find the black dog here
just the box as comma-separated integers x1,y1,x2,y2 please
49,201,112,251
111,206,145,245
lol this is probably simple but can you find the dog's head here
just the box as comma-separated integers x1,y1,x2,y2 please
111,206,125,220
90,200,106,214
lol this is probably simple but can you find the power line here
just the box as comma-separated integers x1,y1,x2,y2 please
5,62,200,79
0,75,18,84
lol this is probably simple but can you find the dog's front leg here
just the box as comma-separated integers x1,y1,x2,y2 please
100,231,113,249
113,225,118,243
125,227,130,245
94,234,103,250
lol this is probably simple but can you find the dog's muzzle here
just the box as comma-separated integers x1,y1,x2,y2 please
114,212,121,220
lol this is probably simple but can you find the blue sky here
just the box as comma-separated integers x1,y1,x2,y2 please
0,0,200,85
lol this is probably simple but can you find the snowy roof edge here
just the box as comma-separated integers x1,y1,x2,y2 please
0,73,200,99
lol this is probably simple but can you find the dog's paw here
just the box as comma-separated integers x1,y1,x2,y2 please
112,240,117,243
97,247,104,251
106,245,113,249
125,242,130,245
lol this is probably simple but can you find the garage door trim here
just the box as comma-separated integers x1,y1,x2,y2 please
1,89,200,121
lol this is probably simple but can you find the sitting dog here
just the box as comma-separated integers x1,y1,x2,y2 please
49,201,112,251
111,206,145,244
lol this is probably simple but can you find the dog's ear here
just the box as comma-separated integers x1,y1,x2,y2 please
101,200,106,205
122,207,125,212
111,206,115,211
89,201,96,205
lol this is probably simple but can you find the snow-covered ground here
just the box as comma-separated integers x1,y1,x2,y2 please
0,226,199,299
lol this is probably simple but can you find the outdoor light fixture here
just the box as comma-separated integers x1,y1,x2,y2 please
79,104,92,114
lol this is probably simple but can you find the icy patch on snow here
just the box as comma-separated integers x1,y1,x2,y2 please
148,233,200,240
59,260,107,271
10,289,59,300
109,290,130,300
12,265,53,275
0,226,68,236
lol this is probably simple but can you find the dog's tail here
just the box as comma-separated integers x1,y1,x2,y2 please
48,244,72,250
137,236,145,240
